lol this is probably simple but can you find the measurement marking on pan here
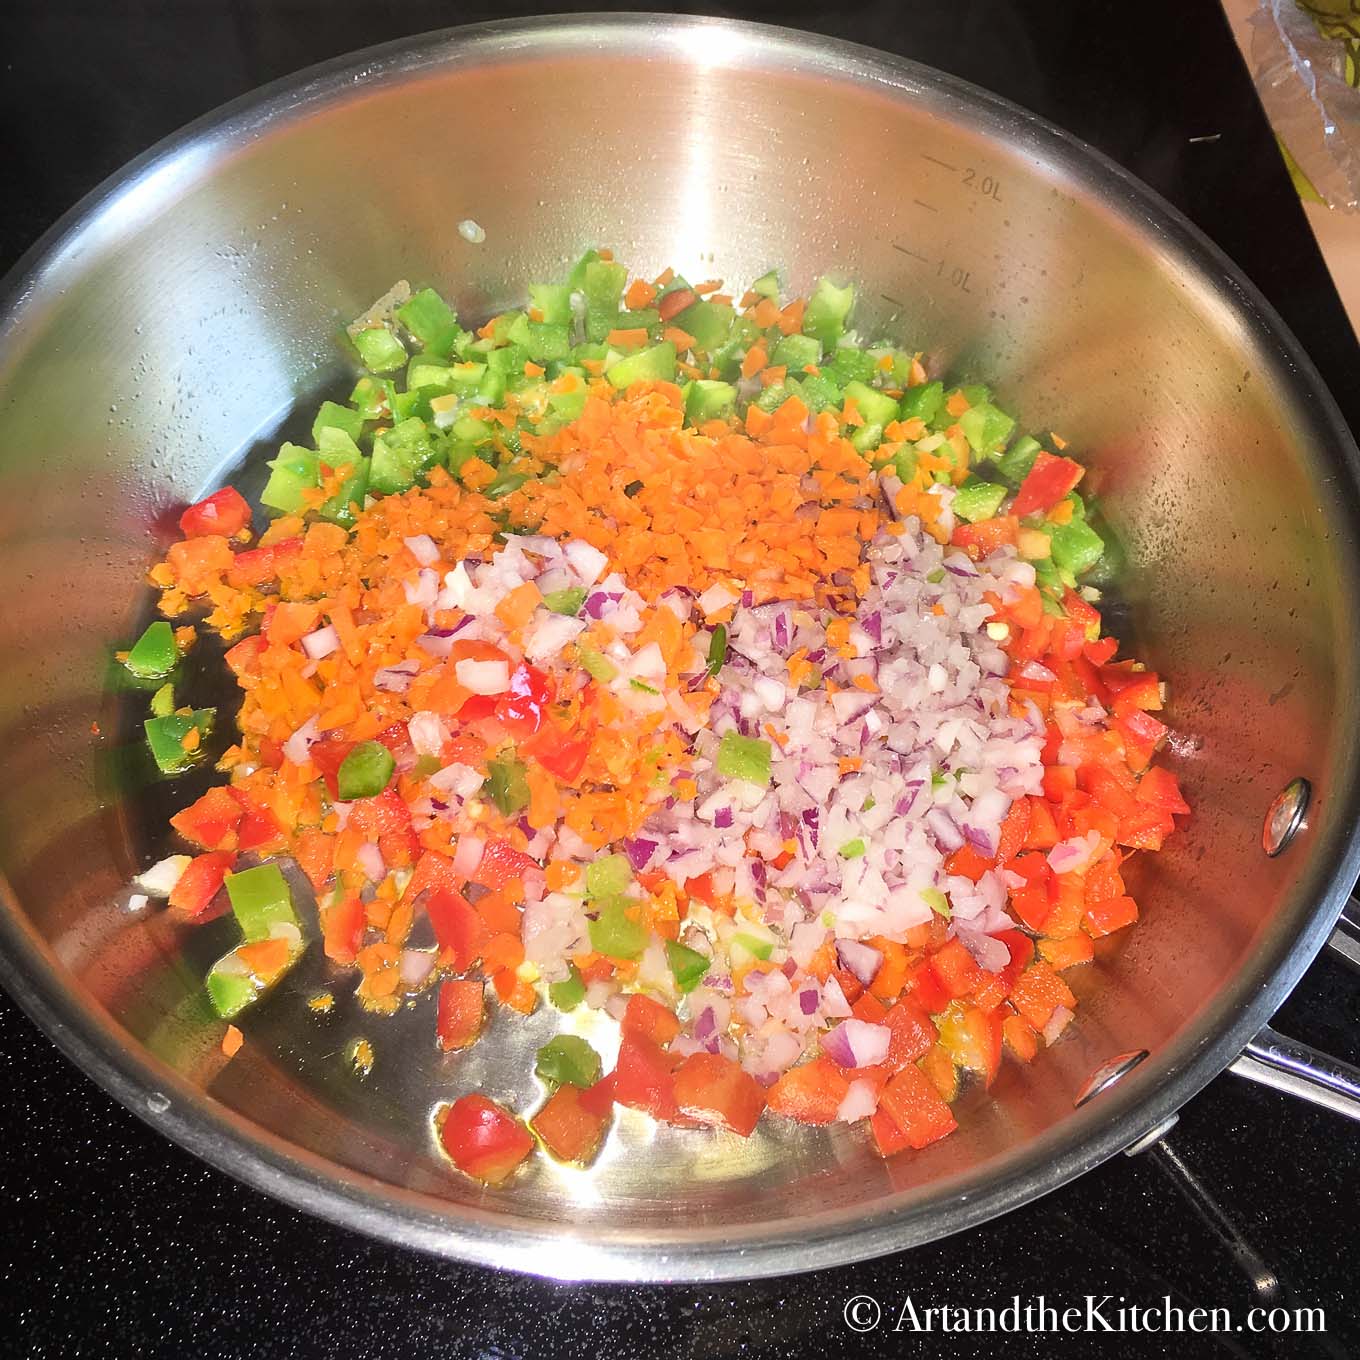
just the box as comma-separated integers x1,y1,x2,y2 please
961,167,1003,200
921,152,958,171
892,243,931,263
913,198,938,212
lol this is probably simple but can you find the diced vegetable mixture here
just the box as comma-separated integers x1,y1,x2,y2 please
126,252,1188,1182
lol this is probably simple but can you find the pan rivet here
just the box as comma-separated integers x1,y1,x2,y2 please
1262,777,1310,857
1074,1049,1149,1108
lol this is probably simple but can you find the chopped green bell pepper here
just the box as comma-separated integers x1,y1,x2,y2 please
771,333,821,372
731,931,773,961
801,277,855,347
665,940,710,993
583,260,628,342
542,586,586,616
352,326,407,373
842,380,898,429
311,399,365,445
588,898,647,959
716,731,772,787
261,443,319,514
706,624,728,678
337,740,395,800
674,300,735,352
578,646,618,682
124,621,178,680
998,434,1043,486
149,683,175,718
684,379,736,424
825,346,878,386
535,1034,602,1089
586,853,632,900
144,709,214,773
1050,518,1105,576
851,421,884,454
958,401,1016,457
396,287,460,357
899,380,944,425
225,862,297,941
484,757,530,817
838,838,867,859
530,282,573,326
605,341,676,389
952,476,1008,523
549,963,587,1011
750,269,780,299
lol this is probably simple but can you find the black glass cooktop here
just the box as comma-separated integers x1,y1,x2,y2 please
4,2,1359,1356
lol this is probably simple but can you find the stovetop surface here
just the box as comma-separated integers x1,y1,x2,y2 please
3,2,1359,1356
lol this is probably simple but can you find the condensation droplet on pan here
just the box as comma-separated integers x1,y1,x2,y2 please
458,219,487,245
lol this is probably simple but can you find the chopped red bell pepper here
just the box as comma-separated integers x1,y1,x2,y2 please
223,633,266,681
927,937,985,999
439,1094,534,1184
170,786,242,851
952,515,1019,555
436,979,485,1051
522,720,591,782
226,786,286,854
227,535,302,588
876,1063,958,1150
474,838,540,892
321,894,365,964
1085,894,1140,937
620,993,682,1046
180,487,252,540
1011,451,1084,518
903,959,951,1016
995,929,1035,992
1008,962,1077,1030
612,1029,681,1122
167,850,236,917
995,798,1032,865
426,889,485,972
673,1052,767,1136
658,287,697,321
307,737,355,799
532,1081,611,1163
1136,766,1190,815
883,998,938,1068
944,843,995,883
766,1056,849,1125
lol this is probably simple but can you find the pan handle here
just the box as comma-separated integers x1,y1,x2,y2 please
1230,1025,1360,1122
1322,894,1360,974
1226,900,1360,1121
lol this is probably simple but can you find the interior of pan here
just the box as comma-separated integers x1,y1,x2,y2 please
2,16,1359,1281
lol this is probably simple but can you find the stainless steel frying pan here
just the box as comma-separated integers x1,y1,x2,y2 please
2,15,1360,1282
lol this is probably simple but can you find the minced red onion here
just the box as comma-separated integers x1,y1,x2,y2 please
1043,1004,1075,1045
455,658,509,694
374,660,420,693
399,949,437,987
407,711,447,758
283,715,320,765
300,624,339,660
403,533,439,566
821,1018,891,1068
451,834,485,879
356,841,385,884
835,939,883,986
